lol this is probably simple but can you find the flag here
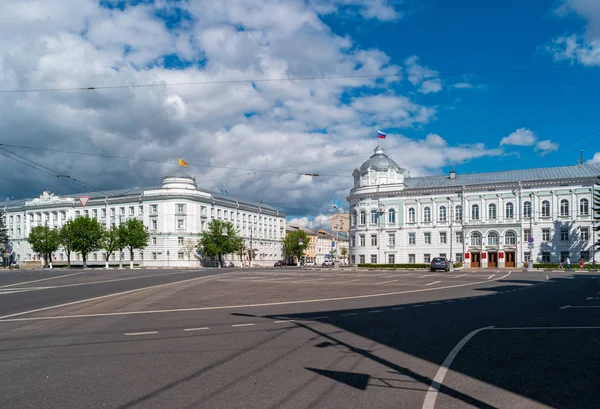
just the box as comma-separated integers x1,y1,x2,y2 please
377,130,387,139
178,158,188,167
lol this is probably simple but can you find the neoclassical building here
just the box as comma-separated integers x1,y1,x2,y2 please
348,145,599,268
2,172,286,267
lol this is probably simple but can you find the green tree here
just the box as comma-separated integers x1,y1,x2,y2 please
102,225,122,268
198,219,241,267
59,220,75,267
70,216,105,268
27,225,60,268
119,219,150,269
0,212,9,266
340,247,348,263
282,229,309,264
180,238,198,262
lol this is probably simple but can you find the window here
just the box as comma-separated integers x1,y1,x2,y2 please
370,255,377,264
360,211,366,225
439,232,447,244
487,231,499,246
388,254,395,264
84,210,89,217
560,251,569,261
455,205,462,221
423,207,431,222
455,231,463,243
351,235,356,247
8,216,13,224
579,198,589,216
139,251,144,260
370,209,378,224
150,204,157,214
524,229,531,241
359,235,365,247
370,234,377,246
92,209,98,218
424,232,431,244
151,219,157,230
455,253,463,262
152,252,157,260
440,253,447,259
224,210,228,220
505,202,514,219
101,208,106,218
580,227,589,241
542,229,550,242
359,255,365,264
129,206,135,216
471,232,482,246
505,231,517,245
352,211,358,226
177,219,185,230
408,233,416,245
471,204,479,220
560,229,569,241
388,208,396,224
201,221,206,231
388,233,395,246
408,207,416,223
16,215,20,224
523,201,532,218
581,251,590,262
178,252,184,260
488,203,497,219
151,237,157,245
409,254,416,263
217,209,222,218
178,237,184,245
424,254,431,263
542,252,551,262
439,206,447,222
560,199,569,217
541,200,550,217
139,205,143,215
119,207,125,216
75,211,81,218
351,255,356,264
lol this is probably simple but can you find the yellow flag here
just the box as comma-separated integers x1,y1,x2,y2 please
178,158,188,167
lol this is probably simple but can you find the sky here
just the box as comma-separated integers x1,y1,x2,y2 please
1,0,599,229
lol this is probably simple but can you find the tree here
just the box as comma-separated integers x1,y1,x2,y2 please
0,212,9,266
69,216,105,268
27,225,60,268
181,238,198,262
282,229,309,264
198,219,241,267
59,220,75,267
102,225,122,268
340,247,348,264
119,219,150,269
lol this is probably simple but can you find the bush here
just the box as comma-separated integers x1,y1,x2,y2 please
533,263,598,270
358,263,429,269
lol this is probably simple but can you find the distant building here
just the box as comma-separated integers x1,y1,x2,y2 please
348,145,600,268
2,172,286,267
332,213,350,233
285,224,349,265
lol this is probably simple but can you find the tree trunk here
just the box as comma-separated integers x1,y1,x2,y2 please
119,251,123,269
82,253,87,269
129,249,134,269
67,252,71,268
105,253,110,269
218,254,223,268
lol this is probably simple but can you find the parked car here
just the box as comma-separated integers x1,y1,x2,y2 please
430,257,450,272
322,260,334,266
274,260,287,267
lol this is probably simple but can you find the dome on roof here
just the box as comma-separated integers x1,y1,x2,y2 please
161,171,197,190
359,146,403,172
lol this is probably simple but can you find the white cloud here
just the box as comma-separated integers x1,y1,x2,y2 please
452,82,473,89
535,140,560,155
500,128,537,146
288,214,332,229
587,152,600,163
404,55,443,93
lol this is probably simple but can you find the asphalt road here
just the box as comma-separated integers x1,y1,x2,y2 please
0,266,598,409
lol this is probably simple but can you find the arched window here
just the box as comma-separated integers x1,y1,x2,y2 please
423,207,431,222
541,200,550,218
505,202,514,219
560,199,569,217
408,207,416,223
370,209,378,224
487,231,499,246
352,211,358,227
439,206,447,222
470,231,482,246
488,203,497,219
580,198,589,216
388,208,396,224
455,205,462,221
360,211,366,225
471,204,479,220
505,231,517,245
523,201,532,218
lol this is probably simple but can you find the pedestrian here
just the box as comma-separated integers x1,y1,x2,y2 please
579,258,585,270
565,256,571,270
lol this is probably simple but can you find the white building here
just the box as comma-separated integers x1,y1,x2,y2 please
348,145,600,268
2,172,286,267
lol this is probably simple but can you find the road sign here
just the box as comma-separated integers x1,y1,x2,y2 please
78,196,90,207
527,237,534,244
298,239,304,245
331,242,335,247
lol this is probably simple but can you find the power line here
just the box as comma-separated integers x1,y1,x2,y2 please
0,67,577,94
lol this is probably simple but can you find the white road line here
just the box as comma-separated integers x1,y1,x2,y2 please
562,306,600,309
341,313,358,316
445,300,455,303
414,304,424,307
431,302,440,305
0,271,513,322
392,307,405,310
452,274,466,279
492,326,600,330
231,323,255,327
274,320,295,323
560,305,571,309
375,280,398,285
425,281,442,286
422,326,494,409
368,310,383,313
420,274,438,278
125,331,158,336
0,271,86,289
488,274,496,279
309,316,329,319
183,327,209,331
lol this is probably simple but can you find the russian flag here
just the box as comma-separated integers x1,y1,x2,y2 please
377,130,387,139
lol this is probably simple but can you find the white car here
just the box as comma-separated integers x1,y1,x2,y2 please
322,260,334,266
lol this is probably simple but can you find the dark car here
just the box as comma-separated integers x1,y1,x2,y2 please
274,260,287,267
430,257,450,272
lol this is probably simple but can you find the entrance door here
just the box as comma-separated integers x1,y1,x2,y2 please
488,252,497,268
471,252,480,268
505,252,515,268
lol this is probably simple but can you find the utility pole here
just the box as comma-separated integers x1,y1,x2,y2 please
249,227,253,268
449,197,453,264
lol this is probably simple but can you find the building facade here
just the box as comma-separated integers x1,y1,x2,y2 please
2,172,286,267
348,146,599,268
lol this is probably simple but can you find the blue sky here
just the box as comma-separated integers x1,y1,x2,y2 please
0,0,599,228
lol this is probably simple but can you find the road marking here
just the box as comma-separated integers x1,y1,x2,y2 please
125,331,158,336
414,304,424,308
422,326,494,409
368,310,383,313
586,297,600,300
560,305,571,309
274,320,295,323
452,274,466,279
341,313,358,316
492,326,600,330
0,271,231,321
562,306,600,309
231,323,255,327
431,302,440,305
183,327,209,331
0,271,513,322
0,271,87,289
392,307,405,310
420,274,438,278
488,274,496,279
309,316,329,319
375,280,398,285
425,281,442,286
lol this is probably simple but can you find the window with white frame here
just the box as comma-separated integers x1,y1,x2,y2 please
351,235,356,247
359,234,365,247
440,232,447,244
487,231,499,246
424,254,431,263
139,205,143,215
388,233,395,246
408,233,416,245
352,211,358,226
217,209,222,218
424,232,431,244
92,209,97,218
370,254,377,264
360,211,366,225
359,255,365,264
524,229,531,241
151,237,157,245
388,208,396,224
471,204,479,220
488,203,497,219
151,205,158,214
152,252,157,260
439,206,447,222
560,199,569,217
370,209,378,224
178,252,184,260
408,207,416,223
579,198,589,216
178,237,184,245
542,229,550,242
75,210,81,218
408,254,416,263
541,200,550,217
471,232,482,246
455,205,462,221
505,202,514,219
370,234,377,246
119,207,125,216
580,227,589,241
101,208,106,218
455,231,463,243
423,207,431,222
560,228,569,241
388,254,395,264
224,210,228,220
151,219,157,230
523,201,532,218
504,231,516,245
177,204,185,214
177,218,185,230
129,206,134,216
455,253,463,262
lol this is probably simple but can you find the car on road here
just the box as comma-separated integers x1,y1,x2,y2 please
322,260,334,266
430,257,450,272
274,260,287,267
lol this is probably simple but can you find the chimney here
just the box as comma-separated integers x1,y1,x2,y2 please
450,170,456,179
